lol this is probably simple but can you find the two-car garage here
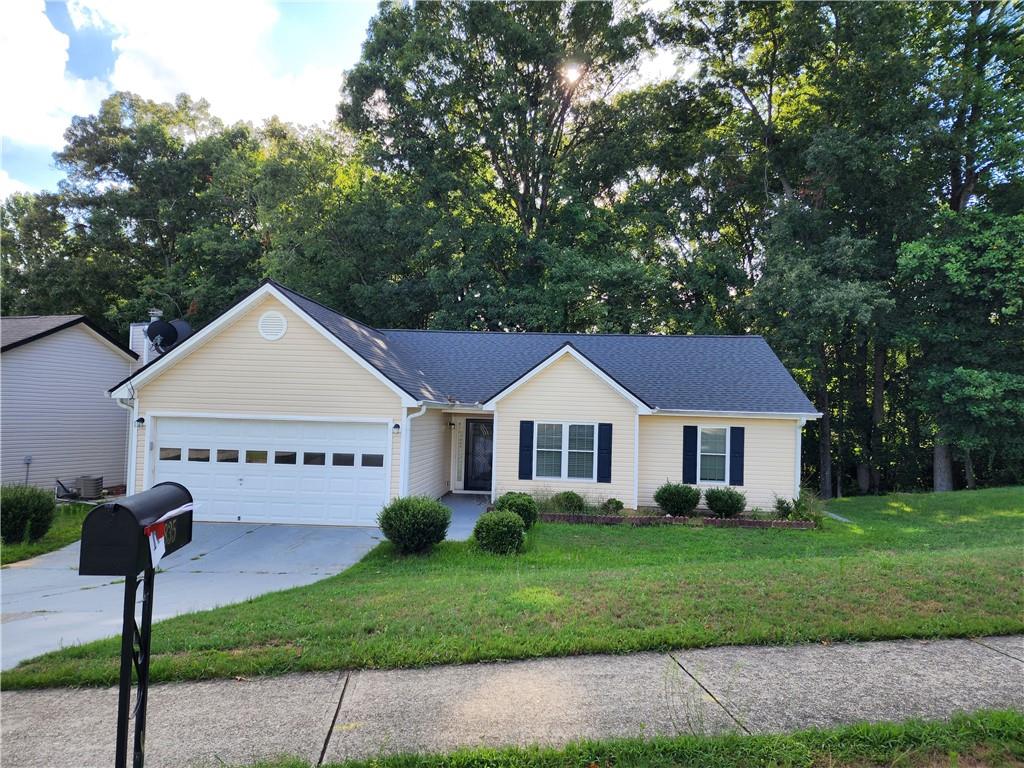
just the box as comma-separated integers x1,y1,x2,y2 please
152,417,390,526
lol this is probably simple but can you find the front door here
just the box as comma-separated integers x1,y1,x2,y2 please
463,420,493,492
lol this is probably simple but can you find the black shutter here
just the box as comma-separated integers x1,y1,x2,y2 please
597,423,613,483
683,425,698,484
518,420,534,479
729,426,745,486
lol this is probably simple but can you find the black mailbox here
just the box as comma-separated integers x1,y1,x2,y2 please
80,481,193,576
79,481,194,768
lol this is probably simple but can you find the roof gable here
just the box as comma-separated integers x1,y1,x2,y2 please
1,315,138,360
109,284,417,405
481,343,652,413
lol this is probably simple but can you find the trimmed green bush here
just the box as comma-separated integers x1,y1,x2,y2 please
1,485,56,543
653,483,700,516
601,498,625,514
550,490,585,513
473,510,525,554
704,487,747,518
377,496,451,555
494,492,538,530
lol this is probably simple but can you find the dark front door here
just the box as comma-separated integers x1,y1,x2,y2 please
464,420,493,492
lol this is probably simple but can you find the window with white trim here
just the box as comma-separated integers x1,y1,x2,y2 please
698,427,728,483
535,422,596,481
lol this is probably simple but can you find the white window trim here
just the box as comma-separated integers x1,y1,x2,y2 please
534,421,598,482
696,425,730,486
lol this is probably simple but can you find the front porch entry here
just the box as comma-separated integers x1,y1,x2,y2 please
447,413,493,495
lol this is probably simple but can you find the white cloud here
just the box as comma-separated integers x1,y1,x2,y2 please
0,1,107,150
0,168,33,199
68,0,345,129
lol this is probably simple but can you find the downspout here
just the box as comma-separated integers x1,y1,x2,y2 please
400,405,427,497
794,418,806,500
115,397,137,495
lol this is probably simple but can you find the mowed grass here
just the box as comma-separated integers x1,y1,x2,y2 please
244,710,1024,768
0,503,92,566
4,486,1022,689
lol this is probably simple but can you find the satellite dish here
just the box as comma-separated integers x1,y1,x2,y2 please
146,319,178,352
169,319,192,344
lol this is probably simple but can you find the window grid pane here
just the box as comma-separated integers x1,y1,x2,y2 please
700,428,727,454
216,449,238,463
536,423,562,451
700,454,726,482
332,453,354,466
536,450,562,477
188,448,210,462
245,450,268,464
159,447,181,461
568,424,594,451
567,450,594,479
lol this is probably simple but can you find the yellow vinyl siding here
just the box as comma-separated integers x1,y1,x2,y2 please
132,295,405,496
493,355,636,505
407,408,450,498
638,415,797,510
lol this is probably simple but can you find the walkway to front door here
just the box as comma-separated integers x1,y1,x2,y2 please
463,419,493,492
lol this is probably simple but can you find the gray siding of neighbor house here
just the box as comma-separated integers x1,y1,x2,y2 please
1,325,134,489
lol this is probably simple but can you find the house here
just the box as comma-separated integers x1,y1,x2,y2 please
2,315,138,490
108,281,820,525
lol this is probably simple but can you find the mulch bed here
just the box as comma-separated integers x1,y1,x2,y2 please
538,512,816,530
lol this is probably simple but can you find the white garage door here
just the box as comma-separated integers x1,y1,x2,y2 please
152,417,388,525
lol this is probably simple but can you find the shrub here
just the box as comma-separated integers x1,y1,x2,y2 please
773,496,794,518
772,491,825,527
653,483,700,516
494,492,538,530
377,496,451,555
473,510,525,554
704,487,747,518
601,498,625,514
1,485,56,543
550,490,585,513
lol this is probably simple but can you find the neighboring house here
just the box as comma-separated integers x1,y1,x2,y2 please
2,315,138,490
108,281,820,525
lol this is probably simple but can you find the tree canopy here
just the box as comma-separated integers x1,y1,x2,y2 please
3,0,1021,493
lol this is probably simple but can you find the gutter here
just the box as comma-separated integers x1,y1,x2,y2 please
650,408,822,420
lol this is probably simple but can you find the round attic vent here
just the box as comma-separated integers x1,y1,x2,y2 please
258,310,287,341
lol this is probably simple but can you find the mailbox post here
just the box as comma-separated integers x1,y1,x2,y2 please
80,481,194,768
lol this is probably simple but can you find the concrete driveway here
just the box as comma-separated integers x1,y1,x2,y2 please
1,522,382,670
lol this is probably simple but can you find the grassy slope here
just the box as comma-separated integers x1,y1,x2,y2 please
3,487,1022,689
0,503,92,566
244,711,1024,768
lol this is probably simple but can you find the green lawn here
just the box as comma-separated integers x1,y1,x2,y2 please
0,503,92,566
242,711,1024,768
3,486,1022,689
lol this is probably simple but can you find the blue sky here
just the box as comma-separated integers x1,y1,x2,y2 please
1,1,379,196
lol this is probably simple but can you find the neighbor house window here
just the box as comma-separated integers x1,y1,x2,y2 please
535,423,596,481
698,427,728,483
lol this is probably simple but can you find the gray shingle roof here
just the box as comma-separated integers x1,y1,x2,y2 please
274,283,817,415
1,315,83,349
1,315,138,358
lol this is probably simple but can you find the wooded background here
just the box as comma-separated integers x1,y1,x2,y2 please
3,1,1022,496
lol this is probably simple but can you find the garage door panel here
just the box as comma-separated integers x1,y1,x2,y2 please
153,418,389,525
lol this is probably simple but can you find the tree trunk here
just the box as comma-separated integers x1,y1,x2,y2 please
870,343,886,493
964,449,976,490
856,464,871,494
817,380,833,499
933,433,954,492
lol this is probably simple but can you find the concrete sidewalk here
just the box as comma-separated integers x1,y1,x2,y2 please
3,636,1022,768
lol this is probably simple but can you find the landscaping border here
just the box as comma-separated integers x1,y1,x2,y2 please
538,512,815,529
